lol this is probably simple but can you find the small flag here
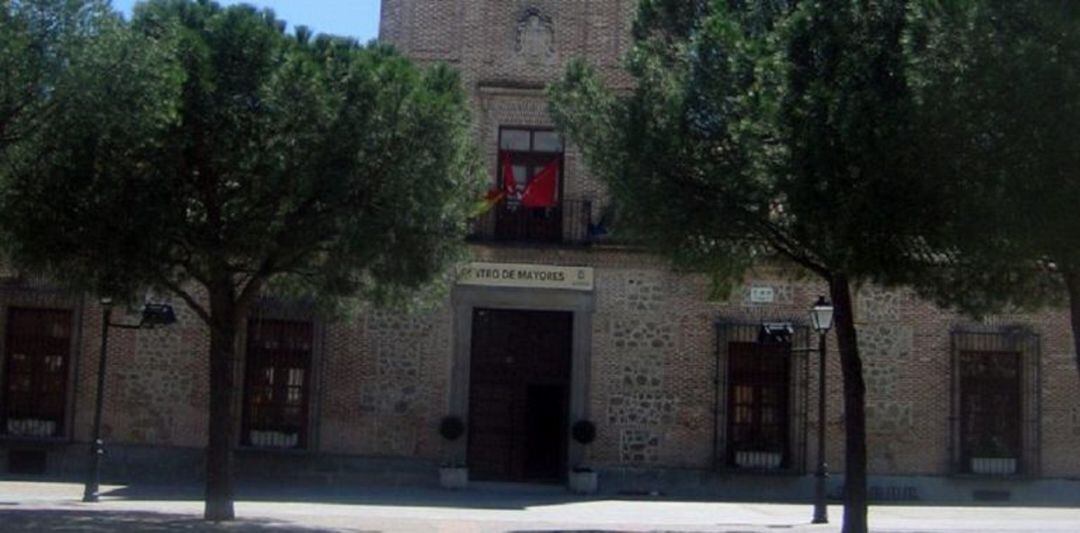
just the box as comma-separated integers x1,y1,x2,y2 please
471,155,518,217
502,153,518,198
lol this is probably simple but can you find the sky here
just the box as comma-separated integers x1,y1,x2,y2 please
110,0,382,43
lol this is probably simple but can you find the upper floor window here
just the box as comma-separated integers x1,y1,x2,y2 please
499,127,563,203
491,127,565,243
242,319,314,449
469,127,596,245
3,308,73,438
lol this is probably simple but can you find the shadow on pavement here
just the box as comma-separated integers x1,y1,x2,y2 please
101,483,592,511
0,509,365,532
95,481,1080,512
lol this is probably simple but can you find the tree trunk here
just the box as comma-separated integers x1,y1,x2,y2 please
830,274,868,533
1063,269,1080,383
204,286,238,521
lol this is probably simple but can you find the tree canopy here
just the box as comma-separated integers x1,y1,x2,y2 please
1,0,480,520
550,1,956,531
905,0,1080,373
1,1,140,158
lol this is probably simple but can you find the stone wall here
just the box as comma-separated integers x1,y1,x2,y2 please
3,253,1080,483
319,303,452,459
372,0,1080,482
3,1,1080,493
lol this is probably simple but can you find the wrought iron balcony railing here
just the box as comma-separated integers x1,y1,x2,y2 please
467,197,600,246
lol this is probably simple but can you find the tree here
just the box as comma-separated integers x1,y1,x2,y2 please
0,0,480,521
905,1,1080,377
0,1,128,157
550,2,952,532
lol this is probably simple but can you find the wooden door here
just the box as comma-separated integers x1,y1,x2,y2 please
468,308,572,482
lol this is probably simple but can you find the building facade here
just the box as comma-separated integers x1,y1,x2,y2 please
1,0,1079,504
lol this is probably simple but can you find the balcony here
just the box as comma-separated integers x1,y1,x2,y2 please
467,197,598,246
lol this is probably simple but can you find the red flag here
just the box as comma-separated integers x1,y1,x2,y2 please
521,159,559,208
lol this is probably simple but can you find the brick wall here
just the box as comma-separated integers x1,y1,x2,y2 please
1,1,1078,489
371,0,1080,479
1,253,1079,479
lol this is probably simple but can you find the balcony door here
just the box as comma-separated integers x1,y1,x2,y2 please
495,127,564,243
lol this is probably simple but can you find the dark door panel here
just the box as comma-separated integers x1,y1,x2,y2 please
467,308,572,482
525,384,569,481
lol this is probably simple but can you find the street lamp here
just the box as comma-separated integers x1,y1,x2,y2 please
809,296,834,524
83,298,177,503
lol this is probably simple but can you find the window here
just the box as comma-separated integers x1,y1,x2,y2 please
951,328,1040,476
494,127,564,242
241,319,313,449
2,308,73,438
960,351,1021,473
714,323,808,473
727,341,791,469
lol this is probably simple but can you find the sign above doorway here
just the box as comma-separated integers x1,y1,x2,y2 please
457,262,594,292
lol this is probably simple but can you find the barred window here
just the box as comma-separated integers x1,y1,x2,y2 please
241,320,313,449
951,328,1039,476
715,322,808,473
2,308,73,438
727,341,791,469
960,351,1021,472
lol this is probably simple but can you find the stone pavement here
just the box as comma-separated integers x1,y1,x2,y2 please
0,481,1078,532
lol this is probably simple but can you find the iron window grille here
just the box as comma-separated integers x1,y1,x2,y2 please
714,321,809,473
241,319,314,450
2,308,73,439
950,327,1040,476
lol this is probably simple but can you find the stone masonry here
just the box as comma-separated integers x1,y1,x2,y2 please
0,1,1078,502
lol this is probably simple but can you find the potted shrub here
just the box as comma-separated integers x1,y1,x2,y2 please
438,415,468,489
568,420,599,494
970,436,1017,475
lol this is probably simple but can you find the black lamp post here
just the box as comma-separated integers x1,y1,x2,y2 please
809,295,834,524
83,298,176,503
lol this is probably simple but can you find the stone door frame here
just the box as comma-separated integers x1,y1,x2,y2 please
449,285,594,475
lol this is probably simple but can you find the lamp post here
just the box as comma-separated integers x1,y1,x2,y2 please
82,298,112,503
83,299,176,503
809,296,834,524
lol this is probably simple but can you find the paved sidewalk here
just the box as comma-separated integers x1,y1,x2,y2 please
1,481,1078,532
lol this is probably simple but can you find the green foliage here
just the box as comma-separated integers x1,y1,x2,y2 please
905,0,1079,315
1,1,120,154
551,3,969,530
2,3,481,519
1,0,182,297
1,0,482,318
551,0,945,293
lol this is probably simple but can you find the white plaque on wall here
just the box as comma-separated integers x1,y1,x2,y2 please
750,286,776,303
457,262,594,291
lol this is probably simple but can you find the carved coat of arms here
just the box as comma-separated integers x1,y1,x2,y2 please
516,8,555,64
